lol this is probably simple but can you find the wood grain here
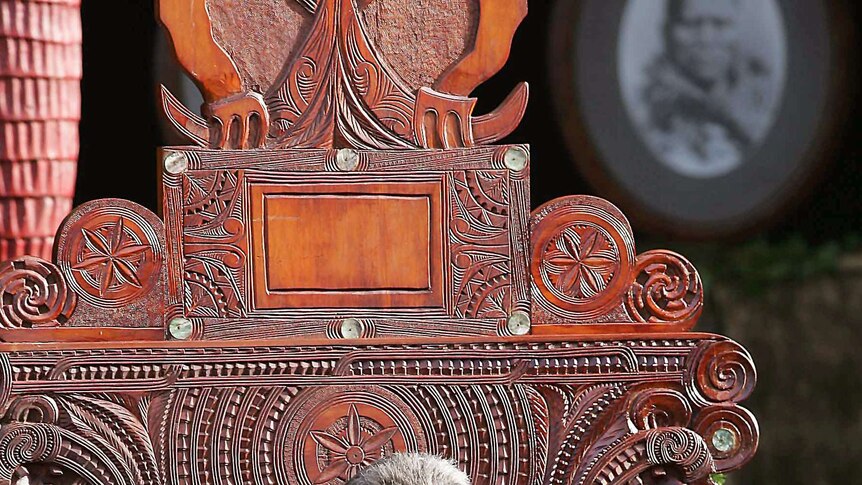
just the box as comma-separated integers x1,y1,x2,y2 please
0,2,760,483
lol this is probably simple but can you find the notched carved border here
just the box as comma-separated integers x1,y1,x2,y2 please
0,336,757,484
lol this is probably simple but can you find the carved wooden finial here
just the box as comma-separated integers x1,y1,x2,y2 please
158,0,529,150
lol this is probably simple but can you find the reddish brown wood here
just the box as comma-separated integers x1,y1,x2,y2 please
158,0,529,150
249,179,444,309
0,0,81,261
531,196,703,330
0,336,758,484
0,1,759,484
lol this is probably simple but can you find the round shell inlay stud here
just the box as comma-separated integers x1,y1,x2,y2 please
169,317,193,340
507,311,531,336
163,151,189,175
503,146,529,172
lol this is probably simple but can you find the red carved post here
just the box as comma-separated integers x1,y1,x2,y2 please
0,0,81,260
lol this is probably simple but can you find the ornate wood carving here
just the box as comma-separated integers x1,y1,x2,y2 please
0,257,75,329
158,0,529,150
0,336,757,485
531,196,703,330
156,146,531,340
0,0,760,482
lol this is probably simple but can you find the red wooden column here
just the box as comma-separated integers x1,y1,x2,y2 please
0,0,81,260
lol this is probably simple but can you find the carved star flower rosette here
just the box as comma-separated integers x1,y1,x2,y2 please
289,388,425,485
530,196,638,321
57,202,163,308
541,224,620,306
309,404,399,483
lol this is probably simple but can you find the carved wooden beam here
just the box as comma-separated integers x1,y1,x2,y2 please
0,336,757,484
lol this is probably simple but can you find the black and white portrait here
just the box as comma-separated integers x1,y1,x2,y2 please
619,0,787,179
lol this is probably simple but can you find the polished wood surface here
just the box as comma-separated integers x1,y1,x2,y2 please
0,1,758,484
158,0,529,150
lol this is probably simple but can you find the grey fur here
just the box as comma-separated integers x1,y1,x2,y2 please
346,453,470,485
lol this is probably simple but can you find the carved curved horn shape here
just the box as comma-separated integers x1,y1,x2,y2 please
435,0,529,96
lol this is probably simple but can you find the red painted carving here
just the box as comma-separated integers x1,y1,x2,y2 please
0,257,75,328
0,1,760,483
0,0,81,261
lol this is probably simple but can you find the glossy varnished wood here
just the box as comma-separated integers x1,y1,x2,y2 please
0,1,758,484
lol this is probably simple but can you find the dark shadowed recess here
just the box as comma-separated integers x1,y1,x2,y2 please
77,1,859,244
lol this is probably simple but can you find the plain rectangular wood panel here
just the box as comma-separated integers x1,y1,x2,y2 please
249,180,445,310
263,193,432,291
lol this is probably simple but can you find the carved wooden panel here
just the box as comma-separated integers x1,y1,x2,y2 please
160,146,530,339
158,0,529,150
0,0,761,482
0,336,758,485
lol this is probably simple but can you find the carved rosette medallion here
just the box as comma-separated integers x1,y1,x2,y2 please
284,386,427,485
56,200,164,308
531,196,636,322
540,224,620,305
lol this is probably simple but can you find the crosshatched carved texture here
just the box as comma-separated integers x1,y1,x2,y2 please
0,337,758,484
360,0,478,91
207,0,313,91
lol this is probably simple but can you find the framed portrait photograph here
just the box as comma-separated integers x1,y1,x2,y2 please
549,0,855,238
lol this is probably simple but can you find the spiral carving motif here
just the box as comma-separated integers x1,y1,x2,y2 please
0,257,76,328
645,428,714,482
628,387,692,431
687,341,756,406
625,250,703,328
0,423,61,479
693,405,760,473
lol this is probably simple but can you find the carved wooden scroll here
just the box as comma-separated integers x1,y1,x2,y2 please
0,0,759,483
531,196,704,331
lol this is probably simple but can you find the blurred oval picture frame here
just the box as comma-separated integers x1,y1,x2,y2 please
549,0,853,238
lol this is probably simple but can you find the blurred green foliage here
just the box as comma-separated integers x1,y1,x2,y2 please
651,234,862,296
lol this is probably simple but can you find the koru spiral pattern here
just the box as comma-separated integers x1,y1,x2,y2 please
0,257,76,328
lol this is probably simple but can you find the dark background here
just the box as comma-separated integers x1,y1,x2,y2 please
78,2,861,483
78,1,861,243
